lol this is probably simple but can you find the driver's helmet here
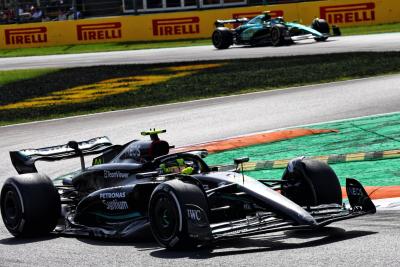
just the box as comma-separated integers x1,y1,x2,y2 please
262,11,272,21
159,158,194,175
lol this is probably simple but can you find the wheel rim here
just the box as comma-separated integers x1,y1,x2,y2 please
152,194,178,241
271,28,279,44
1,187,22,229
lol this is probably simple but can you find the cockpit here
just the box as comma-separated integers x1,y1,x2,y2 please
153,152,210,175
111,129,210,175
247,14,285,25
113,129,171,164
116,139,170,164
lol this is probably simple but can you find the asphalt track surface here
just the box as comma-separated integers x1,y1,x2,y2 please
1,73,400,265
0,33,400,70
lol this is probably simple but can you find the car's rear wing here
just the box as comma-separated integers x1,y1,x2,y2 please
10,136,112,174
214,18,249,27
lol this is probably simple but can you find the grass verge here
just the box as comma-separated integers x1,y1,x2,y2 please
0,68,59,85
0,22,399,57
1,52,400,126
340,22,400,36
0,39,210,58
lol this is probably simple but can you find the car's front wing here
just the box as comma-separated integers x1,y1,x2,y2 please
210,178,376,240
211,203,374,240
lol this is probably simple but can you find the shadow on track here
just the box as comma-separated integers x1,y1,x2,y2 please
0,225,377,256
72,227,160,251
150,226,377,259
0,234,58,245
226,38,338,50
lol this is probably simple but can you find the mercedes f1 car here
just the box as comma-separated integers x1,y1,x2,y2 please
1,130,375,249
212,12,339,49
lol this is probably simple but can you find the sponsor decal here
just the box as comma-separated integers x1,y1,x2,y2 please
348,187,363,196
99,191,126,199
5,27,47,45
187,208,202,222
103,170,129,179
243,203,252,210
232,10,284,27
186,205,208,226
77,22,122,41
92,158,103,165
103,199,129,210
125,146,141,159
152,17,200,36
320,2,375,24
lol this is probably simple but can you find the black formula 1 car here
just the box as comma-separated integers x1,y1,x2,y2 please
1,130,375,249
212,12,339,49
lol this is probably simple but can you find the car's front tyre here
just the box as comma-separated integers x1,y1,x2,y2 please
148,178,209,249
281,158,342,206
312,18,330,42
311,18,330,34
270,25,286,46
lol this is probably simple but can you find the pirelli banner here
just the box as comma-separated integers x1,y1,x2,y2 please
1,0,399,49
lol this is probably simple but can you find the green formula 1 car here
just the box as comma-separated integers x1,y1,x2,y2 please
212,12,339,49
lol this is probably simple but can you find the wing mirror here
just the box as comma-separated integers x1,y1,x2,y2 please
234,157,249,184
234,157,249,165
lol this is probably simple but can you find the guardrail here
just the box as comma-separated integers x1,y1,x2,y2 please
0,0,398,49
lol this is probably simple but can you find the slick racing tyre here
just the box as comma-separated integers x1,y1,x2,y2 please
270,25,286,46
281,158,342,206
148,178,209,249
312,18,330,42
311,18,330,34
0,173,61,237
212,28,233,49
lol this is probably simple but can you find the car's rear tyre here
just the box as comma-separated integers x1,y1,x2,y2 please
148,178,209,249
281,158,342,206
0,173,61,237
212,28,233,49
311,18,330,34
270,25,286,46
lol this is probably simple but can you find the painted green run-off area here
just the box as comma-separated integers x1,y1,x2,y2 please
204,112,400,187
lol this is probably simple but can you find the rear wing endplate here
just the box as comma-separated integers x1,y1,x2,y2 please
10,136,112,174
